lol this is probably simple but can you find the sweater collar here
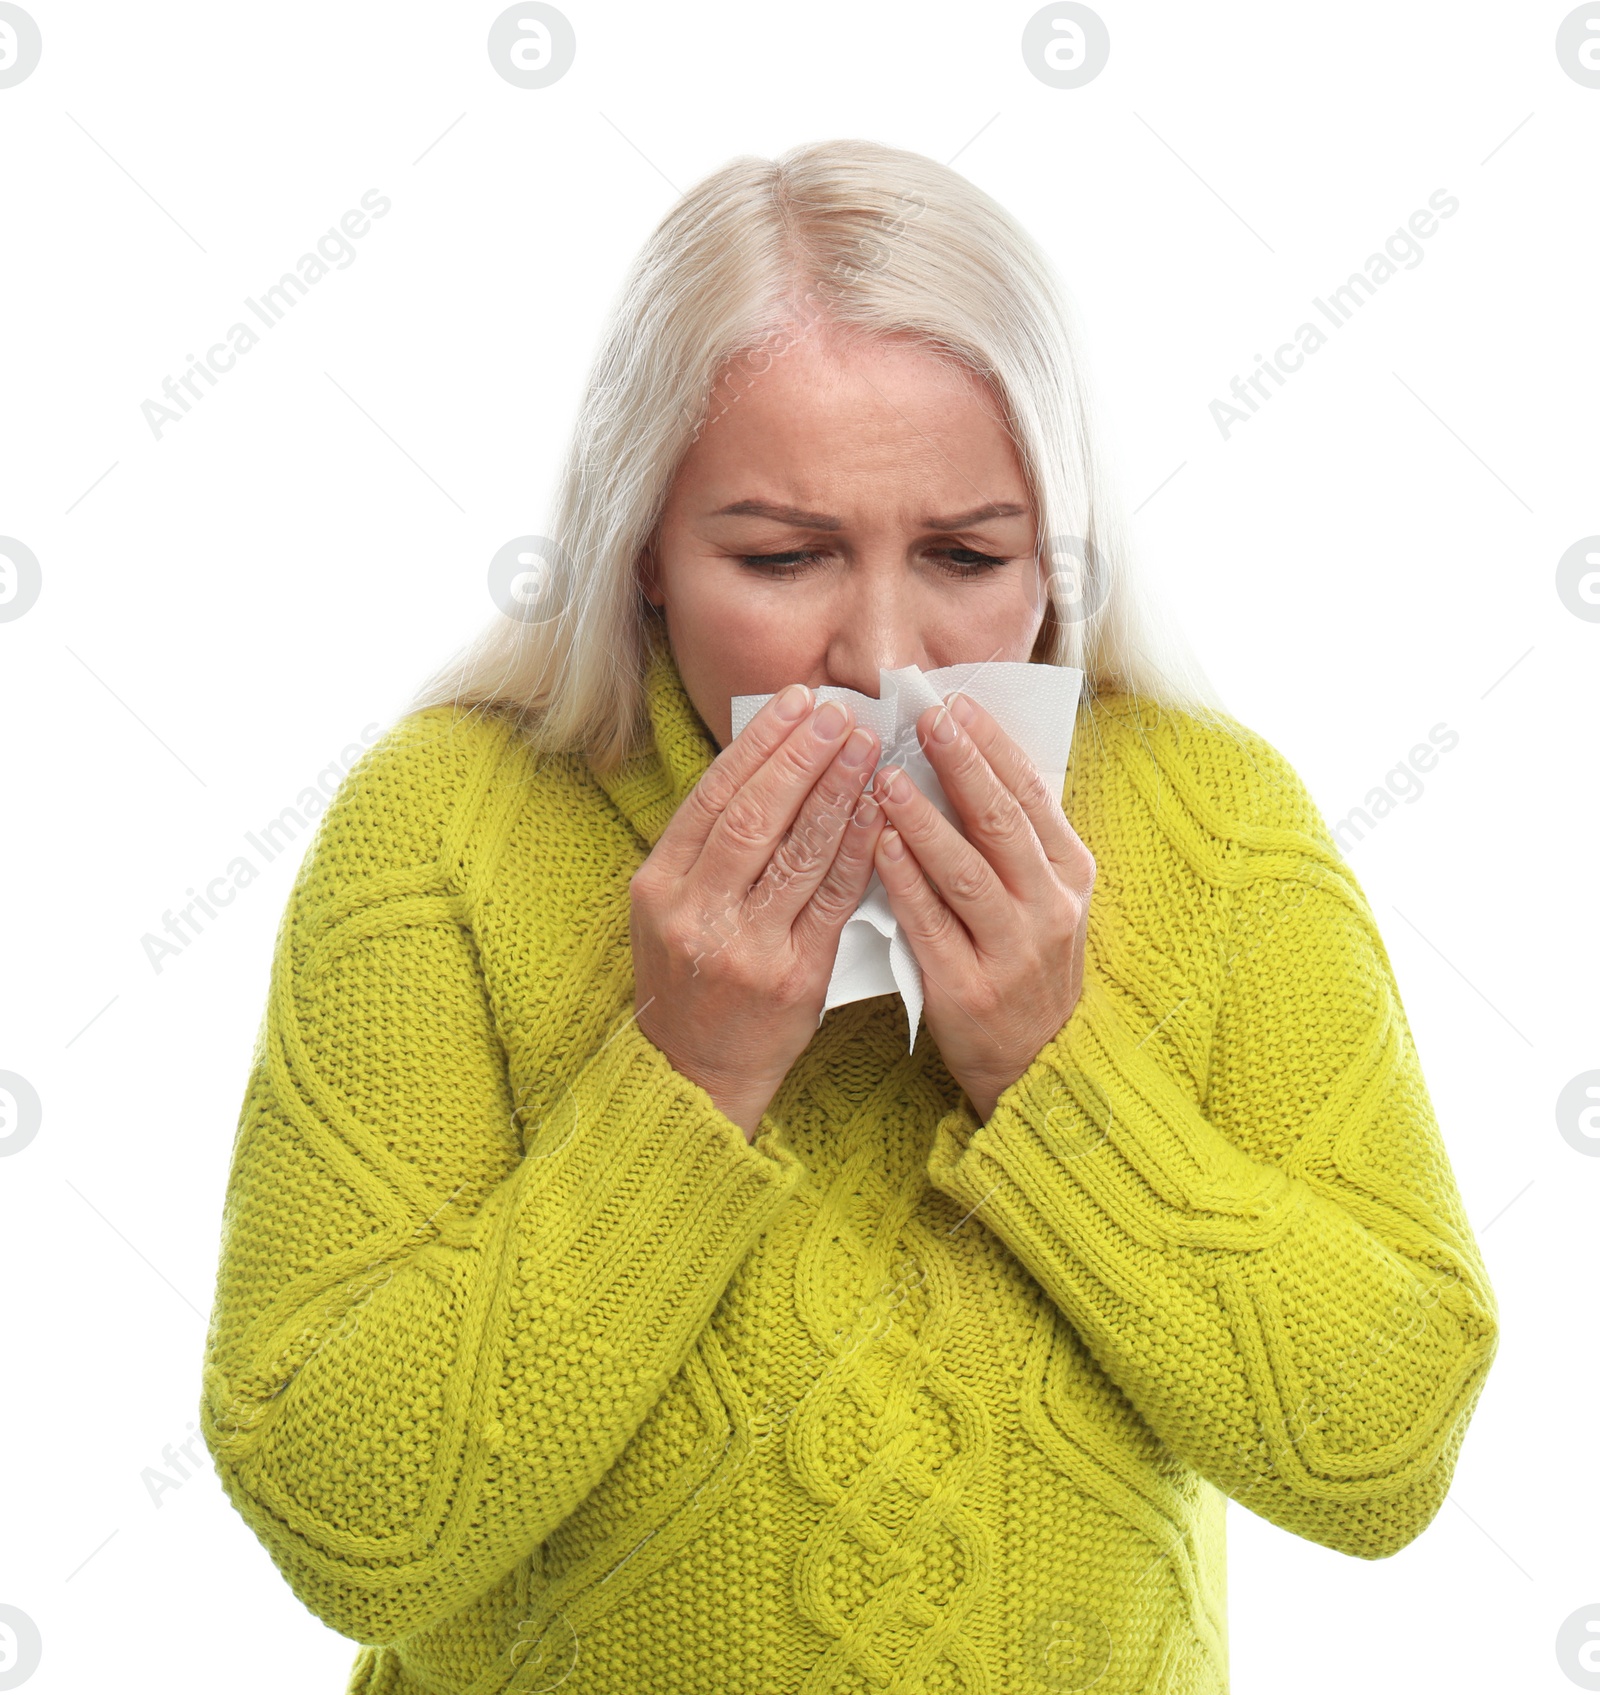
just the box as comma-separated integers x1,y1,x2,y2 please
591,620,720,849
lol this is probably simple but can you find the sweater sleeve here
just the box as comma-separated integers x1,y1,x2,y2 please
923,713,1498,1560
198,719,805,1644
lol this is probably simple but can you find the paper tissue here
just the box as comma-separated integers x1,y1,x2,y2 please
730,659,1084,1050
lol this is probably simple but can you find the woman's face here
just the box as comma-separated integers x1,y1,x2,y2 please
640,329,1047,750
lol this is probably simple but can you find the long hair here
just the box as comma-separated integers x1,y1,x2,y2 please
407,138,1232,770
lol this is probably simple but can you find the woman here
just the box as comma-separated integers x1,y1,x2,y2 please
199,139,1498,1694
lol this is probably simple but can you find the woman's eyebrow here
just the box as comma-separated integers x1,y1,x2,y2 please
707,499,842,529
923,501,1031,528
707,498,1029,528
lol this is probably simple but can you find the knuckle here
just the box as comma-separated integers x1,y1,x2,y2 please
719,794,770,853
806,859,857,927
820,798,864,853
659,912,701,960
1016,765,1053,812
815,759,867,815
788,782,854,864
776,735,823,784
629,864,664,909
676,900,739,963
689,762,739,819
926,900,966,953
948,734,985,777
766,836,816,896
782,807,831,869
759,835,793,889
973,983,1005,1025
723,950,762,993
944,856,990,905
972,791,1020,843
753,866,797,919
803,887,845,934
745,872,781,919
768,956,812,1008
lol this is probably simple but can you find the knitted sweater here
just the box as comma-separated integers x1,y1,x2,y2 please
199,629,1498,1695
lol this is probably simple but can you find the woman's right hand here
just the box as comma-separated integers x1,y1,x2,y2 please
630,684,887,1140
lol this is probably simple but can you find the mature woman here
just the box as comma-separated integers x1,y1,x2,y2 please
200,140,1498,1694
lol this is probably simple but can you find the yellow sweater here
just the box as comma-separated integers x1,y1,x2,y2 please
199,632,1498,1695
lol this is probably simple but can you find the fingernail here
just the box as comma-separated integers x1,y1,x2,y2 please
839,726,873,767
929,704,957,744
852,793,881,828
881,828,905,860
775,683,811,721
812,700,848,741
877,766,907,803
947,691,976,726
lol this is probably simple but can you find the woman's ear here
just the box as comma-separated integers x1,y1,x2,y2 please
1025,539,1054,662
637,542,664,608
1029,597,1055,663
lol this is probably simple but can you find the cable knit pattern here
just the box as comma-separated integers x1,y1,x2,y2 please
199,625,1497,1694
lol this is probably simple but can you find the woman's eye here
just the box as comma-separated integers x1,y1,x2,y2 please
737,547,1010,580
935,548,1009,575
738,550,827,577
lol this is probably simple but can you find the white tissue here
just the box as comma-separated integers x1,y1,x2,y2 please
730,659,1084,1050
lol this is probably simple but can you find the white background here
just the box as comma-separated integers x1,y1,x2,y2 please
1,1,1595,1690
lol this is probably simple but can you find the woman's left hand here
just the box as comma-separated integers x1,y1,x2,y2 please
862,689,1096,1124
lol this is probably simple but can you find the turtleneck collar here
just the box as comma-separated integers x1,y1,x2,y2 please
589,619,721,850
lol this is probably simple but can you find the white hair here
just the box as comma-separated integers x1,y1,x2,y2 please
408,137,1233,770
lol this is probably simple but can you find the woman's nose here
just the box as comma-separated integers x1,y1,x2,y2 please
821,576,927,693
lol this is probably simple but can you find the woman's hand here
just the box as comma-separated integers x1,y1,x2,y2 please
631,685,886,1140
867,689,1096,1123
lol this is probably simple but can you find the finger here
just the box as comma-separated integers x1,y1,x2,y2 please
691,694,865,912
901,691,1064,901
872,823,973,982
789,776,888,960
649,681,816,880
870,759,1022,950
745,725,880,938
920,692,1087,880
